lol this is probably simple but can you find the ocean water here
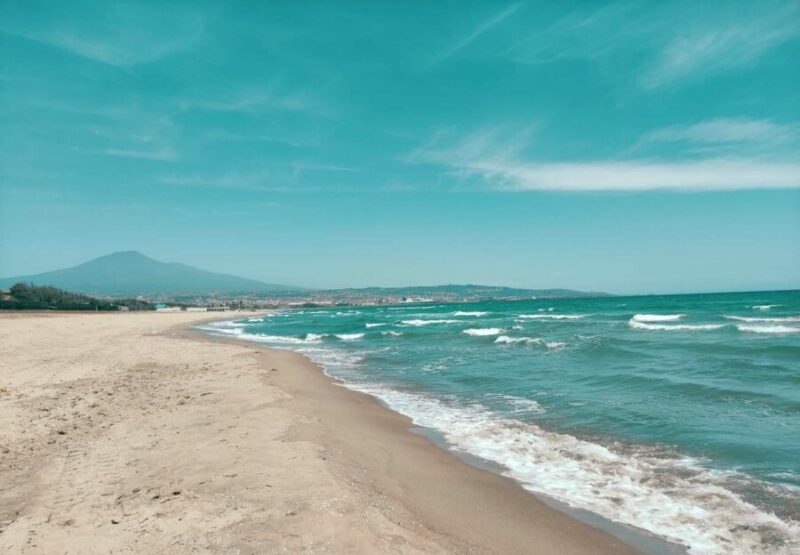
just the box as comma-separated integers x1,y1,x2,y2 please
200,290,800,554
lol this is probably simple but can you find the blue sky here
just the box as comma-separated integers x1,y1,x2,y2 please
1,0,798,294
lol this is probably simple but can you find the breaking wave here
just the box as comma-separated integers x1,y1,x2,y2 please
518,314,586,320
632,314,685,322
725,315,800,323
463,328,505,336
736,324,800,335
401,319,460,326
340,385,800,555
628,320,725,331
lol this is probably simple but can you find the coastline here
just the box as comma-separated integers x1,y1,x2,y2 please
193,317,684,555
2,311,642,553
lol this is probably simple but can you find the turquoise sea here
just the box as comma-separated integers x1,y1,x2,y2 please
201,290,800,554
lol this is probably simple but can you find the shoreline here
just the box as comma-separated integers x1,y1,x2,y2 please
189,318,683,554
1,311,646,553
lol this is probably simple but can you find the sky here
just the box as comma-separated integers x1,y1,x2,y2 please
1,0,799,294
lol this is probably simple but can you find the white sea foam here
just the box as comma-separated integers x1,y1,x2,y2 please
247,317,264,322
519,314,585,320
632,314,685,322
199,318,800,553
207,320,247,329
202,326,325,345
454,311,489,317
196,324,242,335
421,357,459,373
494,335,566,348
753,305,781,311
545,341,567,350
463,328,504,336
339,385,800,555
485,394,545,414
388,305,442,311
494,335,544,345
365,322,386,328
736,324,800,335
401,319,460,326
381,330,403,336
628,320,724,331
295,346,365,376
335,333,365,341
725,315,800,323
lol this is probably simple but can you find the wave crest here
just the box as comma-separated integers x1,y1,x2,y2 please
628,320,724,331
344,385,800,555
401,319,460,326
463,328,505,336
494,335,543,345
632,314,685,322
725,315,800,323
736,324,800,335
518,314,585,320
335,333,365,341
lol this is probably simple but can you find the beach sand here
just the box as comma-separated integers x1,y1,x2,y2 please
0,311,639,554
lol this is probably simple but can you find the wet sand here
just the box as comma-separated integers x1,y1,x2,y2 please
0,311,640,553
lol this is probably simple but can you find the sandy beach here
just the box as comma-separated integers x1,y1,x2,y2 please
0,311,639,554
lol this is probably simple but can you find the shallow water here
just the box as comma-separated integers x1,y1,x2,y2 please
201,290,800,554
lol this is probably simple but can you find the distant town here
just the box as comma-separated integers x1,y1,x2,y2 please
0,283,607,312
0,251,607,312
158,284,607,312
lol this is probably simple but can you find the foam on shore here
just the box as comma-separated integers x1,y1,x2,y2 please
334,383,800,555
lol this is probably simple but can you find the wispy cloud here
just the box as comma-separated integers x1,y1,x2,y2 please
179,90,322,115
85,111,181,161
409,127,800,192
2,3,205,66
102,148,177,161
159,172,272,191
161,161,368,191
641,118,797,145
465,159,800,192
291,162,363,174
429,3,522,65
507,2,799,89
16,29,201,66
641,8,800,89
627,118,800,159
159,171,314,192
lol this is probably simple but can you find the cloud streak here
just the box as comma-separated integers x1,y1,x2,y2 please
465,159,800,192
410,128,800,192
179,89,325,116
641,8,800,88
159,172,272,191
430,3,521,65
641,118,797,145
2,3,205,66
103,148,177,161
507,2,799,90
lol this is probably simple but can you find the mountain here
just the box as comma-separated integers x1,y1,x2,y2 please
0,251,298,296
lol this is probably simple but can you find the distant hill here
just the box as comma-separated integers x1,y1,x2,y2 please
0,251,298,296
0,282,153,311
